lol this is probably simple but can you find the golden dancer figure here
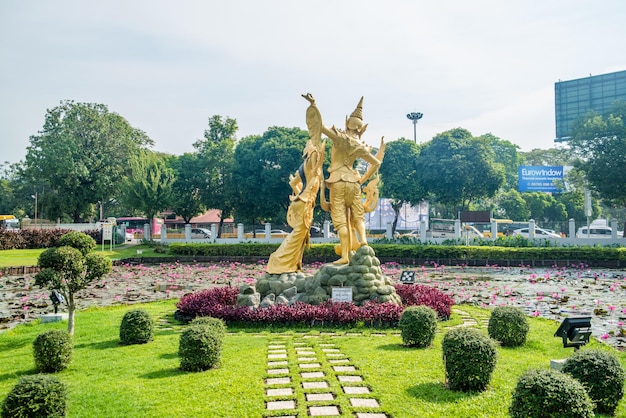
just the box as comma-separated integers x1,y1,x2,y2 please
314,94,385,264
266,94,326,274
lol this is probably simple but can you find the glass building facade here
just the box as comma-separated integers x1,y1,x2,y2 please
555,70,626,141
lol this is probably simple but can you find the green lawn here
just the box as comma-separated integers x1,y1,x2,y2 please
1,303,624,417
0,245,166,268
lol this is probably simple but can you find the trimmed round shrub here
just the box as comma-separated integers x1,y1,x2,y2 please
179,324,224,372
562,349,625,415
120,309,154,345
510,368,594,418
398,305,437,348
58,231,96,255
441,327,497,392
190,316,227,337
487,306,529,347
33,330,73,373
1,375,67,418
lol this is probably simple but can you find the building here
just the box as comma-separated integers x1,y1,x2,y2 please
555,70,626,142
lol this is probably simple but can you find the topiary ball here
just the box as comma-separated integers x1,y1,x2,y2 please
510,368,594,418
488,306,529,347
119,309,154,345
1,375,67,418
190,316,227,338
179,324,224,372
562,349,625,415
33,330,73,373
398,305,437,348
442,327,497,392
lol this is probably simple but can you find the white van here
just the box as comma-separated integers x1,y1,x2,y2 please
576,226,620,238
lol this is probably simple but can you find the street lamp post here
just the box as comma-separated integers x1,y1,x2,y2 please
31,192,38,228
406,112,423,143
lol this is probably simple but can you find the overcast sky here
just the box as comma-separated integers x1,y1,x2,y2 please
1,1,625,165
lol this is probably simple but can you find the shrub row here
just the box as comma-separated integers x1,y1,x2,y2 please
0,229,101,250
175,283,454,326
167,242,626,263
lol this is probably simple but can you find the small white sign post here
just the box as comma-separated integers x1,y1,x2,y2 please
102,222,113,252
331,287,353,303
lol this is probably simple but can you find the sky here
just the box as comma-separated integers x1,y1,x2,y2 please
1,0,625,165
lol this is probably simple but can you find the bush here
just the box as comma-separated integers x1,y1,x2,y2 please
120,309,154,345
394,284,454,319
562,349,625,415
190,316,227,337
1,375,67,418
510,368,594,418
179,325,224,372
441,327,497,392
398,305,437,348
487,306,529,347
58,231,96,255
33,330,73,373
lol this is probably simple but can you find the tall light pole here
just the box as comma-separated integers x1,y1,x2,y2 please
31,192,38,228
406,112,423,143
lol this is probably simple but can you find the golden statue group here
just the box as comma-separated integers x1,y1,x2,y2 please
237,94,401,308
267,93,385,274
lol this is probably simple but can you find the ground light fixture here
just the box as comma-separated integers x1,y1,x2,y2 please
554,316,592,351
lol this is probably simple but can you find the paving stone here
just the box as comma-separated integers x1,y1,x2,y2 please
343,386,370,394
266,387,294,396
298,357,317,362
302,381,329,389
333,365,356,372
328,359,349,364
322,348,340,352
337,375,362,382
268,353,288,359
266,377,291,385
296,351,315,356
301,371,325,378
303,335,319,339
350,398,379,407
268,349,287,354
268,361,288,367
306,393,334,401
268,345,286,349
299,363,321,369
268,368,290,375
356,414,388,418
293,342,306,346
309,406,340,416
371,333,386,337
326,353,345,358
319,343,335,347
267,400,296,411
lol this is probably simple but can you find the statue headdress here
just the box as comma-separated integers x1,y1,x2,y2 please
345,96,368,137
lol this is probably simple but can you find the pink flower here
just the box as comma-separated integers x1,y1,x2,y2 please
601,333,610,340
531,311,541,317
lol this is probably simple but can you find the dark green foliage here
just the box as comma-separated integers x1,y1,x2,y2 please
190,316,227,338
488,306,529,347
563,349,625,415
510,368,594,418
398,305,437,348
33,330,73,373
179,324,224,372
442,328,497,392
57,231,96,255
119,309,154,345
1,375,67,418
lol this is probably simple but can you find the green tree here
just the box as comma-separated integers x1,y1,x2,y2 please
568,102,626,230
416,128,505,213
193,115,238,237
480,133,522,189
520,147,574,166
35,231,112,335
122,151,175,238
495,189,529,220
167,153,206,223
23,101,153,222
522,192,567,222
379,139,426,234
231,127,309,228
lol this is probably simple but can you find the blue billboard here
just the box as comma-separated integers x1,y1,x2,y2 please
518,166,564,193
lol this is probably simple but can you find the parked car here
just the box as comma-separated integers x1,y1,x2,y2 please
249,229,290,238
310,226,336,238
125,231,135,241
191,228,212,239
396,230,420,238
512,227,561,239
576,226,623,238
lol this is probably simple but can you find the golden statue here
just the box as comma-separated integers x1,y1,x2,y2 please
266,95,325,274
316,95,385,264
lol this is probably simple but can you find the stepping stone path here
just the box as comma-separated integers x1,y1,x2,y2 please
264,336,388,417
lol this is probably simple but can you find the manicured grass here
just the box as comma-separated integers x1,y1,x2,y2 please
0,244,166,267
1,302,624,417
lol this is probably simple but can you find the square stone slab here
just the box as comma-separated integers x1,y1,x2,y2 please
343,386,370,394
268,368,289,375
326,353,345,358
266,377,291,385
296,351,315,356
333,365,356,372
306,393,335,401
267,400,296,411
356,414,388,418
268,353,288,359
309,406,340,416
322,348,340,352
329,359,349,364
298,357,317,362
267,387,294,396
268,345,286,349
268,349,287,354
319,343,335,347
268,361,288,367
301,371,325,378
303,381,329,389
350,398,379,408
338,375,363,382
299,363,321,369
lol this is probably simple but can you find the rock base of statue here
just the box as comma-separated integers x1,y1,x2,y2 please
237,245,401,308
